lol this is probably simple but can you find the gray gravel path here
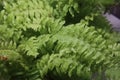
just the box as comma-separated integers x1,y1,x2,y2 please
104,13,120,31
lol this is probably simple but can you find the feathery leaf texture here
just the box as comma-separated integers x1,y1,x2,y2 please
0,0,120,80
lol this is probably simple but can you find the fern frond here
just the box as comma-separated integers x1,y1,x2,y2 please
0,41,21,61
33,20,119,80
37,54,91,80
0,0,119,80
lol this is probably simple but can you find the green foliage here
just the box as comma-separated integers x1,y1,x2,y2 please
0,0,120,80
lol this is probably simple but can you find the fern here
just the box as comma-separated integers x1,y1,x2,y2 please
0,0,120,80
35,20,119,80
0,41,21,61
